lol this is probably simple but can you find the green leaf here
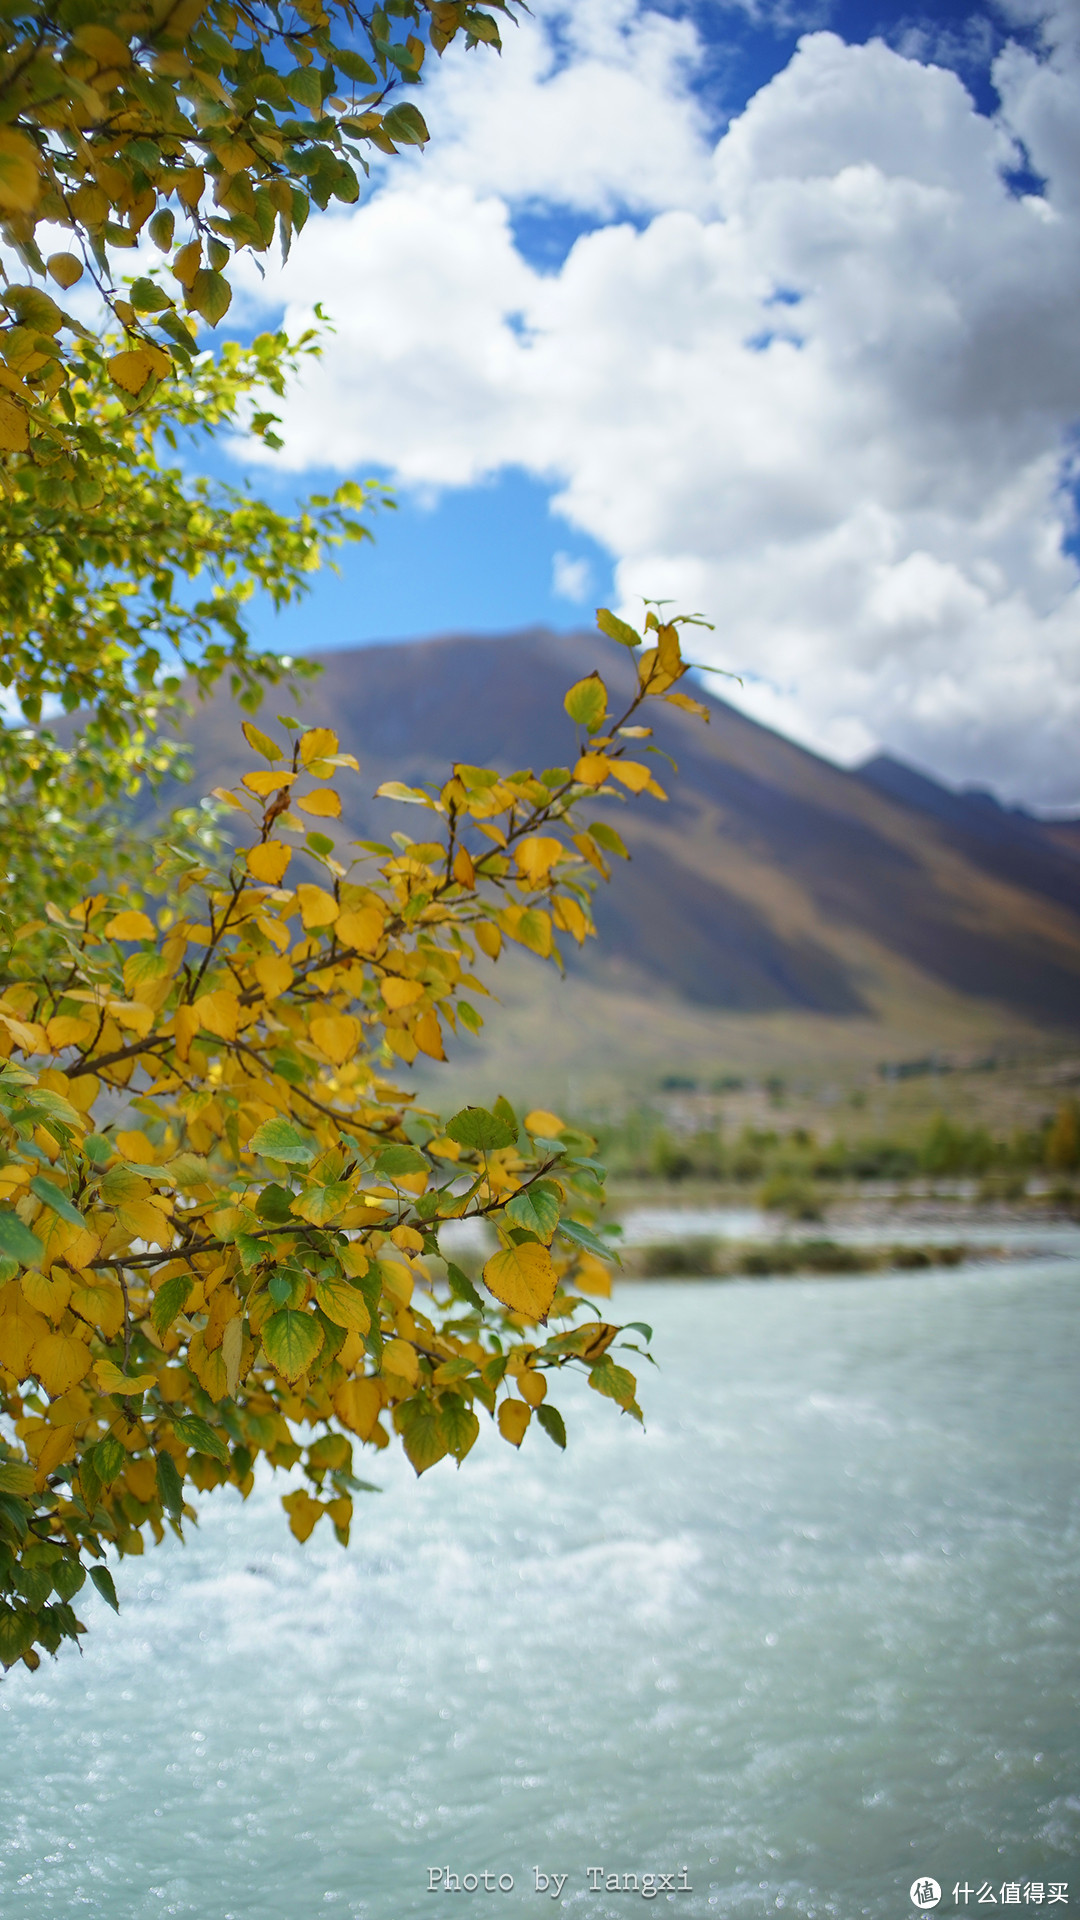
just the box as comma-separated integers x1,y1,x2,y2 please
505,1179,562,1243
382,102,429,146
0,1462,35,1497
622,1321,654,1344
564,673,607,733
588,1355,639,1413
261,1308,324,1383
255,1182,295,1222
558,1217,620,1264
89,1565,119,1612
596,606,641,648
375,1144,430,1179
172,1415,230,1464
285,64,324,111
0,1209,43,1267
249,1119,315,1164
51,1558,85,1602
129,277,170,312
29,1176,84,1226
334,49,377,84
150,1273,191,1338
438,1394,479,1463
445,1262,483,1310
445,1106,516,1152
492,1094,519,1141
187,268,232,326
536,1403,567,1451
588,820,629,858
235,1232,267,1274
397,1394,448,1475
155,1451,183,1519
0,1604,31,1666
90,1434,125,1484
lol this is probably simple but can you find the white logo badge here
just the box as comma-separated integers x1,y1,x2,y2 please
910,1880,942,1910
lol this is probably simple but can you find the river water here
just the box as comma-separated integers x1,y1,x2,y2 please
1,1262,1077,1919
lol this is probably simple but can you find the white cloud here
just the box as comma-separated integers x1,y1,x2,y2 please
233,0,1080,808
552,551,592,601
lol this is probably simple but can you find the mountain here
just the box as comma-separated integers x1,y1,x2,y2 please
169,627,1080,1100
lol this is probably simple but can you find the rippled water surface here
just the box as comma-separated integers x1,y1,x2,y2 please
2,1264,1078,1919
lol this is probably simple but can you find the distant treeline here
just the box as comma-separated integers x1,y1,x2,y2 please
591,1100,1080,1185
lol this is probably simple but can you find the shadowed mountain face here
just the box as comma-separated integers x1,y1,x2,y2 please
175,627,1080,1033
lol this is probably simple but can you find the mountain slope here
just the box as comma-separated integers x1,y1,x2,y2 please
170,627,1080,1095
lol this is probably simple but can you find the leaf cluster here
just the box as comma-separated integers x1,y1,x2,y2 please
0,605,706,1671
0,0,519,462
0,323,381,919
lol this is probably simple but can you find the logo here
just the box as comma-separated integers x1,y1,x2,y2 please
911,1880,942,1910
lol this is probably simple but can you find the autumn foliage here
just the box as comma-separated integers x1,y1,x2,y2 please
0,608,710,1670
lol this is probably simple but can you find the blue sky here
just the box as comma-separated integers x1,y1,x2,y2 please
211,0,1080,805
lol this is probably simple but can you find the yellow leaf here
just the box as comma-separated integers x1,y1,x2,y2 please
610,759,666,798
40,1213,101,1271
104,910,155,941
380,1259,415,1307
72,22,132,64
221,1316,243,1398
514,837,564,886
173,1004,199,1061
299,728,339,767
94,1357,156,1395
0,128,42,214
247,842,292,884
497,1398,531,1447
381,1337,419,1388
46,1015,94,1049
574,753,611,787
474,921,501,960
332,1375,382,1439
314,1274,371,1334
241,721,283,763
0,391,29,453
574,1251,613,1297
381,976,424,1010
390,1225,425,1255
452,845,475,889
482,1243,557,1322
412,1009,445,1060
309,1014,362,1065
31,1332,93,1397
107,348,168,396
517,1369,547,1407
242,769,294,797
336,907,384,952
193,989,239,1041
282,1488,323,1542
186,1329,229,1400
254,954,293,999
296,884,339,929
47,252,83,290
114,1199,173,1247
115,1129,156,1165
32,1423,78,1485
69,1273,124,1338
524,1109,565,1137
665,690,710,722
21,1267,70,1324
0,1284,47,1376
552,896,590,944
297,788,342,818
504,907,552,958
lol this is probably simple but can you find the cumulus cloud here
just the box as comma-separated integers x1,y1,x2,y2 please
233,0,1080,807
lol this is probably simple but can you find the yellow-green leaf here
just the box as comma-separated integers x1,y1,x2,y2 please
262,1307,323,1382
482,1242,557,1322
